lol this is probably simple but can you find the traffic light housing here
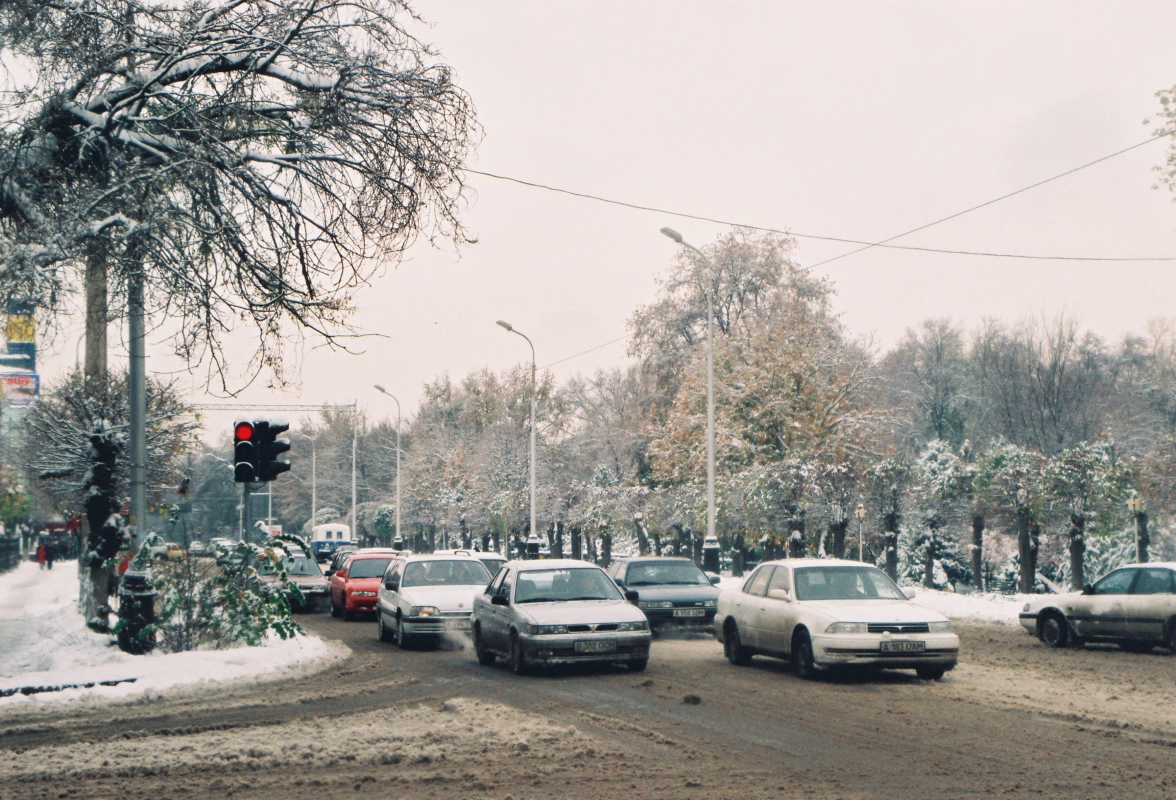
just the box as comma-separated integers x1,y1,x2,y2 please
234,419,258,483
257,420,291,482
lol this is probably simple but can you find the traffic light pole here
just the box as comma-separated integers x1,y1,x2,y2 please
242,483,253,544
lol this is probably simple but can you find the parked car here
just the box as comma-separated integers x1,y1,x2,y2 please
1019,563,1176,652
715,559,959,680
188,541,210,558
324,546,359,577
331,549,399,620
376,554,492,647
472,559,652,674
151,542,187,561
607,556,720,631
258,552,331,613
431,549,505,581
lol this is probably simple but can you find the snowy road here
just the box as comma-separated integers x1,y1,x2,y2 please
3,612,1176,799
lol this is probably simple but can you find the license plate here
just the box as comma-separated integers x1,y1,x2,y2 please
673,609,706,617
880,640,925,653
574,640,616,653
446,619,470,629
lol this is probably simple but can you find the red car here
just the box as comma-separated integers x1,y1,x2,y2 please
330,550,400,620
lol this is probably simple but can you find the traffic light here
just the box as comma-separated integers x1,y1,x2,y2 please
256,419,292,482
234,419,258,483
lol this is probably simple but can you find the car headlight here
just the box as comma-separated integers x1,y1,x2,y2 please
352,591,377,597
928,620,953,632
638,601,674,609
825,622,867,634
526,624,568,635
618,620,649,632
703,600,718,608
409,606,441,617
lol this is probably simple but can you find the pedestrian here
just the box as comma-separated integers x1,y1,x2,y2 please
36,541,47,570
45,543,55,570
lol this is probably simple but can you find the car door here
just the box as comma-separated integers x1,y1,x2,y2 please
330,555,352,607
1123,567,1176,642
756,566,795,655
1072,568,1136,638
378,560,402,618
486,568,514,648
739,566,774,648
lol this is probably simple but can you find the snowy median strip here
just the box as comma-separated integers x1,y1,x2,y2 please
0,560,346,708
909,587,1033,626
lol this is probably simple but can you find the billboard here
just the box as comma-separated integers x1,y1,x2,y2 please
0,372,39,406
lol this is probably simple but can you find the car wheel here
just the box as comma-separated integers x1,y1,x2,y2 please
792,630,817,680
1167,619,1176,653
628,658,648,672
343,603,354,622
330,596,341,618
1039,612,1069,648
916,665,946,681
724,622,752,666
378,611,395,643
509,632,528,675
474,625,495,666
396,614,412,649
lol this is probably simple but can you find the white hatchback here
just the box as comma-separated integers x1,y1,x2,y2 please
376,554,492,648
715,559,959,680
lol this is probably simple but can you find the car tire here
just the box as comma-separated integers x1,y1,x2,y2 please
343,604,354,622
1167,619,1176,653
916,666,946,681
792,630,817,680
628,658,648,672
330,596,341,618
509,632,528,676
474,625,495,666
724,622,752,666
1039,612,1069,648
396,614,412,649
378,611,395,643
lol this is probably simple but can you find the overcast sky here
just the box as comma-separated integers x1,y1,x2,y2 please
35,1,1176,440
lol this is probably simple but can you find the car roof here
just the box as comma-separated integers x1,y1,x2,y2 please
1107,562,1176,570
755,558,880,569
349,550,399,559
618,556,697,563
507,559,605,572
401,553,487,563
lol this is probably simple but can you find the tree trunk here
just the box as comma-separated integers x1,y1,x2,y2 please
601,530,612,568
971,514,985,592
831,520,848,559
692,530,703,566
922,528,937,589
1068,513,1086,591
553,521,564,559
732,532,746,578
634,519,650,556
1135,511,1150,563
80,248,110,624
571,525,582,561
586,532,597,564
652,528,662,556
460,517,470,549
1016,511,1033,594
883,509,899,581
788,519,806,559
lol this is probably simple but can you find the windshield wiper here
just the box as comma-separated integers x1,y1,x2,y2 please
565,596,609,601
518,597,560,604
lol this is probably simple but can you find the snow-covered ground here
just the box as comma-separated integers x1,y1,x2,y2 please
0,560,346,708
716,572,1030,626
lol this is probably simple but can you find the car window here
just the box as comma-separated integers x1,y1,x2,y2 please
487,568,506,595
402,559,491,587
767,567,791,594
498,570,513,600
793,566,905,601
1130,568,1175,595
745,566,774,597
1093,568,1137,595
513,568,623,603
625,560,711,586
384,561,403,589
348,558,392,579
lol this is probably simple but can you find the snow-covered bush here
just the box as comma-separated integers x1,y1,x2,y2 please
1053,526,1137,589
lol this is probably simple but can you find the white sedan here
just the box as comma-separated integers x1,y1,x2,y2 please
715,559,959,680
376,554,492,647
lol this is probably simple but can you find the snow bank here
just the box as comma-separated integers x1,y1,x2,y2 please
909,588,1033,626
0,560,345,708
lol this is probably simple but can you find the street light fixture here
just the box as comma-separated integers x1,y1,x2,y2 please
496,320,537,557
660,227,715,549
373,385,403,549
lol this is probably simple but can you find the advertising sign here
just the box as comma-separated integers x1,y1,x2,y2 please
0,372,39,406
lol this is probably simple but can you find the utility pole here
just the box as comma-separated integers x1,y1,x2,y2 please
373,387,402,547
128,268,147,549
351,405,357,541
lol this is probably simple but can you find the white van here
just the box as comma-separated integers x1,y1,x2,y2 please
311,524,352,562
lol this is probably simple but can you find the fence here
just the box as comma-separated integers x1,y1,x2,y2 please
0,537,20,574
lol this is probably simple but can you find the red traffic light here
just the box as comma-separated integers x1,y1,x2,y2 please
235,422,255,441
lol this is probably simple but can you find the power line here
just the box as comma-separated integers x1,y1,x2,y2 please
540,333,632,369
805,134,1168,270
467,135,1175,263
191,403,357,412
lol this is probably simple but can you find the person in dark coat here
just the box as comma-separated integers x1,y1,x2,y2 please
45,543,55,570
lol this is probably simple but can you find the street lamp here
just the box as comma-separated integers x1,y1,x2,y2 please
496,320,537,556
1127,495,1149,563
855,504,866,562
660,227,715,548
292,432,316,536
373,386,403,549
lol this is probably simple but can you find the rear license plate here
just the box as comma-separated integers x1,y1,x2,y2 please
574,640,616,653
880,640,925,653
446,619,470,629
673,609,706,617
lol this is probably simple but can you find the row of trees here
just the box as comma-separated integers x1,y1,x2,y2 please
233,229,1175,594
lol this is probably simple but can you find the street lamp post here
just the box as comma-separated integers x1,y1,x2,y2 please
1127,495,1149,563
293,433,316,535
373,386,403,549
660,227,715,548
496,320,537,557
855,504,866,562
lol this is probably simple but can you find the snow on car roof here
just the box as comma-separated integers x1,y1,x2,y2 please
758,558,885,569
509,559,605,572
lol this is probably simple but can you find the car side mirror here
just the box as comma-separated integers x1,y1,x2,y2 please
624,590,639,603
1082,584,1095,595
767,588,791,601
384,579,397,591
710,575,722,585
491,594,509,606
336,570,347,580
613,577,625,588
325,569,335,578
903,587,917,600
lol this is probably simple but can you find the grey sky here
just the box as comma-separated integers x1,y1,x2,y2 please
36,1,1176,438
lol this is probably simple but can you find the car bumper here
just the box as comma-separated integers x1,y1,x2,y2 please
291,591,330,612
519,632,652,665
1018,613,1038,634
813,632,960,669
643,609,716,628
345,595,378,612
402,615,471,634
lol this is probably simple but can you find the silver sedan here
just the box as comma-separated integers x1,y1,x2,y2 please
472,559,652,674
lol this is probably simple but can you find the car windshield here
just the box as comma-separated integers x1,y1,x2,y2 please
514,568,623,603
259,555,322,577
793,567,906,601
625,561,710,586
347,558,392,579
478,556,505,571
401,559,490,587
